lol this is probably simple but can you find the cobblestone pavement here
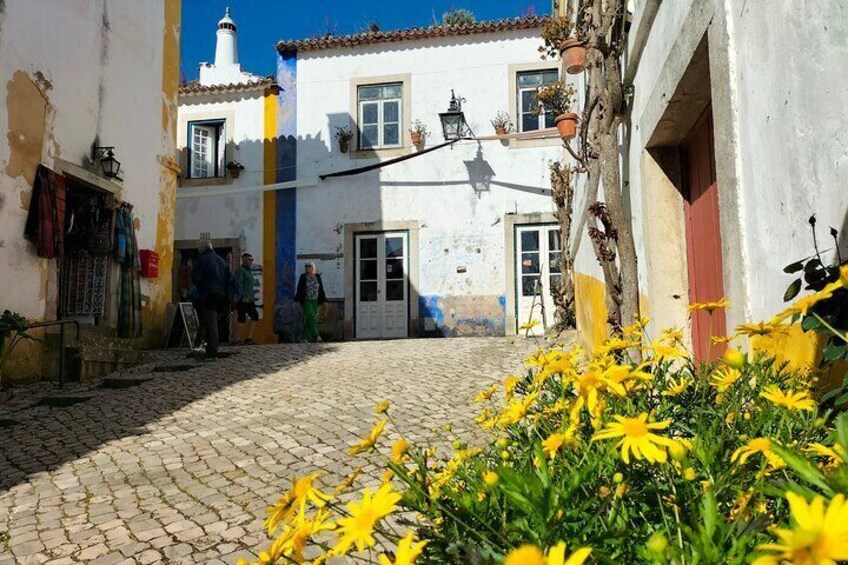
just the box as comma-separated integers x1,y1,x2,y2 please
0,337,538,564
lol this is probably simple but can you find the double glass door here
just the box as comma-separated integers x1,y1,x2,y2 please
355,232,409,339
516,225,563,336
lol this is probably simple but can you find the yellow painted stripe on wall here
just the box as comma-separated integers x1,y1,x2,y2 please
256,89,278,344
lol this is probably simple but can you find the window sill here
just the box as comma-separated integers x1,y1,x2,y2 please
348,146,410,160
508,130,563,149
179,176,234,188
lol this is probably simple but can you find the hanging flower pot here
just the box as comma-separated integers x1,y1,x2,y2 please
560,38,587,74
410,132,424,145
226,161,244,178
494,125,507,136
555,113,579,140
338,137,350,154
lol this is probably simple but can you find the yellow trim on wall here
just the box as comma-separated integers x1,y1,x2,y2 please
256,89,278,344
574,272,608,351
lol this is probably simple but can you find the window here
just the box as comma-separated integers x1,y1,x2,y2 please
358,83,402,150
517,69,559,132
187,120,226,178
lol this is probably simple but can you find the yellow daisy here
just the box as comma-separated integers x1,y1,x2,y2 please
482,471,499,487
688,297,731,313
519,319,541,330
710,366,742,393
542,428,575,459
473,384,498,402
662,376,691,397
348,420,388,456
378,531,427,565
736,321,787,338
334,467,363,494
731,437,785,469
498,392,538,427
547,541,593,565
759,386,817,411
374,400,390,414
753,492,848,565
333,484,401,555
592,413,678,464
265,473,332,534
390,438,411,463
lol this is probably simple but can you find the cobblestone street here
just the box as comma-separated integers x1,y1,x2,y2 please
0,338,536,564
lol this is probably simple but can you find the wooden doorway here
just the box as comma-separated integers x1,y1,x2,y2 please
682,106,726,361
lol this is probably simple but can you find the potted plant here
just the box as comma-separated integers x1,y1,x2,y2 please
534,80,578,140
226,161,244,178
490,111,513,135
410,120,428,146
0,310,34,400
539,16,586,74
335,126,353,153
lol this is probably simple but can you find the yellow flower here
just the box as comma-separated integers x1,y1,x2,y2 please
333,484,401,555
711,334,733,345
379,531,427,565
519,319,541,330
474,384,498,402
731,437,785,469
542,427,576,459
380,469,395,484
334,468,362,493
805,443,847,467
688,297,730,313
662,376,691,397
724,347,746,369
647,339,689,361
683,467,697,481
547,541,593,565
773,285,839,321
498,392,538,426
736,321,787,338
482,471,499,487
505,545,545,565
659,327,685,344
592,413,679,464
374,400,390,414
760,386,816,411
752,492,848,565
267,506,335,562
503,374,520,395
347,420,387,456
265,473,332,534
391,438,411,463
710,366,742,392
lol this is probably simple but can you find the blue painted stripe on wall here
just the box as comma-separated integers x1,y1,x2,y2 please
276,51,298,300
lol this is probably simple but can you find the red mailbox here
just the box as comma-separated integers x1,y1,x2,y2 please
139,249,160,278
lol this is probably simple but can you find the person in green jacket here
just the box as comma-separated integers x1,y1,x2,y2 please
294,262,327,342
235,252,259,345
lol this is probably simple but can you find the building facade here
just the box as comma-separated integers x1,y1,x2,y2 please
178,15,570,341
0,0,181,381
557,0,848,371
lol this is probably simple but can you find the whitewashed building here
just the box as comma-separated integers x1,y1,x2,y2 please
178,14,571,341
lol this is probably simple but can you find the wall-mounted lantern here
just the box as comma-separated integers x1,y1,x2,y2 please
92,146,121,179
438,90,468,141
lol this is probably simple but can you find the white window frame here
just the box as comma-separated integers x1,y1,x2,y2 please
516,69,559,133
187,119,226,179
357,83,403,150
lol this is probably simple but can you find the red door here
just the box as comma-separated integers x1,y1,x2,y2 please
682,106,726,361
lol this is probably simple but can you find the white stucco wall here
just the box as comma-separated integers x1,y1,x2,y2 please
0,0,171,321
175,93,266,261
295,31,565,334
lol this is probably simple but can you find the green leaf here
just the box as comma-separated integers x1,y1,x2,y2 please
836,391,848,406
835,414,848,451
701,489,718,540
783,260,805,274
783,278,803,302
802,316,821,331
824,343,846,361
771,444,833,496
822,387,843,403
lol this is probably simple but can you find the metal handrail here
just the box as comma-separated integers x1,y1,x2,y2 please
28,319,80,388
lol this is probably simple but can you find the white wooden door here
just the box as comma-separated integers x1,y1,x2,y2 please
356,232,409,339
516,225,563,336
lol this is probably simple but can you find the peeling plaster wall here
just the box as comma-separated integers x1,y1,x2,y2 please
175,94,266,261
296,32,563,336
0,0,178,357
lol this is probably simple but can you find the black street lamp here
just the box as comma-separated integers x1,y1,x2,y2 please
438,90,468,141
93,146,121,179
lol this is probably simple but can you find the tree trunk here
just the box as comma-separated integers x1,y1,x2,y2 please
550,161,576,330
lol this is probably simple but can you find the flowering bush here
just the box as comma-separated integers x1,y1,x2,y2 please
240,268,848,565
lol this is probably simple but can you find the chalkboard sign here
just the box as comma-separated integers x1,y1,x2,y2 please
165,302,200,349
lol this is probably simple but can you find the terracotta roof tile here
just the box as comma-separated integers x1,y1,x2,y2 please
276,15,549,53
179,76,278,97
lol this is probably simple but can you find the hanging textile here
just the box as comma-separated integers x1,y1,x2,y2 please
23,164,66,258
115,203,143,338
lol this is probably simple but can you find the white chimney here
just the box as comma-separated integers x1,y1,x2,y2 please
214,7,238,67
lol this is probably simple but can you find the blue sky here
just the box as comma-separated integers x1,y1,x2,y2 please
180,0,549,80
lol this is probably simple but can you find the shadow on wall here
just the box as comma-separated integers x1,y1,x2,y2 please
0,345,337,492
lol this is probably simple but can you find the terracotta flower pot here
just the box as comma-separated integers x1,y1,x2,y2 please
560,38,587,74
495,125,507,136
338,138,350,153
411,132,424,145
555,113,579,140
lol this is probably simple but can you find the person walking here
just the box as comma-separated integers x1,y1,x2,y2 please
234,252,259,345
192,240,231,359
294,262,327,342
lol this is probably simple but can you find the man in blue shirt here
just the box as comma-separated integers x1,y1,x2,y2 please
191,240,231,358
